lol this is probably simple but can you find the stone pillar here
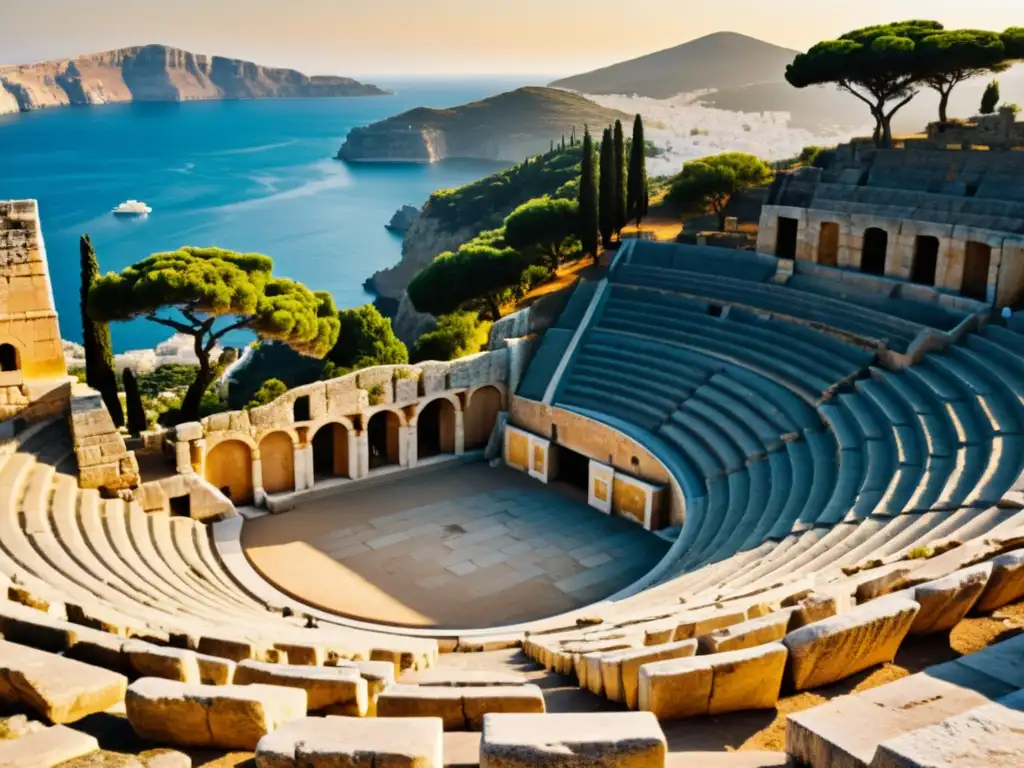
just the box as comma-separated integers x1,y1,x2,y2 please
454,411,465,455
347,429,358,480
192,439,206,479
252,458,265,506
175,441,193,475
357,430,369,478
293,443,311,491
406,423,418,468
399,425,411,467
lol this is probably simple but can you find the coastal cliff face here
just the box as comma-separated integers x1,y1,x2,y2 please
0,44,386,115
338,86,627,163
368,214,476,300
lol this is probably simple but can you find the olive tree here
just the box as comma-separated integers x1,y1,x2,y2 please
668,153,773,230
89,247,340,422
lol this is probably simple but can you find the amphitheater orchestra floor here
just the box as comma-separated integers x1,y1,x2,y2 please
241,462,669,628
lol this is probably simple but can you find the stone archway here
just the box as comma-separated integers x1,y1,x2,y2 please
312,422,351,479
962,241,992,300
367,410,402,469
205,440,254,505
417,398,457,459
259,431,295,494
861,228,888,275
0,343,18,372
775,217,798,259
464,386,503,450
818,222,840,267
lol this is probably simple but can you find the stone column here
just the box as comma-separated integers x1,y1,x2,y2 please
252,457,265,506
175,441,193,475
347,429,358,480
293,443,309,491
406,422,418,468
454,411,465,455
357,430,369,478
399,425,411,467
191,439,206,479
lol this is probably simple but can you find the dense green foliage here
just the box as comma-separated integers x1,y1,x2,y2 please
786,21,1019,146
668,153,774,229
613,120,628,235
246,378,288,410
578,129,599,258
407,242,527,320
981,79,1001,113
123,368,146,437
503,197,581,267
326,304,408,372
89,247,340,421
424,147,582,232
412,312,491,363
627,115,649,228
226,342,325,409
598,128,616,248
79,235,123,427
133,363,198,398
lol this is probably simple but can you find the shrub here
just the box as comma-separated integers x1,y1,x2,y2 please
367,383,385,405
518,264,552,296
412,312,491,363
246,378,287,410
907,545,934,560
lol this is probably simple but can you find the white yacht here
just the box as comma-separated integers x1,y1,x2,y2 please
112,200,152,216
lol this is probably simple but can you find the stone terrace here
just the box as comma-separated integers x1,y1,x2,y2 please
241,463,669,628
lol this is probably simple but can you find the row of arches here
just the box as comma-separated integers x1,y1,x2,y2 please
204,385,504,505
774,216,993,300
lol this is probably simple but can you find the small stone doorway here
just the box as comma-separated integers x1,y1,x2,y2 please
861,228,888,275
911,236,939,286
775,217,798,259
961,241,992,300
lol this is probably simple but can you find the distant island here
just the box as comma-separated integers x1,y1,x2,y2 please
0,44,387,115
337,86,628,163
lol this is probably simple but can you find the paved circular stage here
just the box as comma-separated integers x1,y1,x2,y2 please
241,462,670,629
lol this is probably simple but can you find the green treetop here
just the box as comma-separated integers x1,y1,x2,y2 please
577,127,599,258
326,304,408,373
407,243,527,321
918,30,1008,122
503,197,581,268
626,114,648,228
79,235,123,427
981,79,1001,114
88,247,340,423
668,152,773,230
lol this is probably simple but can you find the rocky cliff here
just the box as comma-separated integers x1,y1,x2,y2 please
338,86,627,163
0,44,386,115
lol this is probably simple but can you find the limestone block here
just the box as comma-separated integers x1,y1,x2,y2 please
400,669,527,687
175,422,203,442
357,368,394,405
255,715,443,768
196,654,235,686
325,376,360,416
394,377,418,403
909,563,992,635
698,611,791,654
273,643,325,667
197,635,263,662
0,639,128,724
599,639,698,709
479,711,666,768
638,643,787,720
872,689,1024,768
205,412,231,432
125,678,307,750
975,549,1024,613
227,410,252,433
124,642,201,684
234,660,367,715
674,608,747,640
782,597,919,691
377,685,545,731
784,593,839,630
0,724,100,768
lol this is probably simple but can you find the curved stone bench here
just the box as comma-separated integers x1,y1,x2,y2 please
234,659,367,715
376,684,545,731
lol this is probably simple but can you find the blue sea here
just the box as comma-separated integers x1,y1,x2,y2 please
0,77,536,352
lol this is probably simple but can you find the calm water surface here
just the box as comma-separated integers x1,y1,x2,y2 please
0,78,533,350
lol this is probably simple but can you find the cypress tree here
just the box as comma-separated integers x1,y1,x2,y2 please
598,127,615,249
613,120,627,236
981,80,1000,115
123,368,146,437
80,235,124,426
627,114,649,229
577,127,599,259
571,126,576,146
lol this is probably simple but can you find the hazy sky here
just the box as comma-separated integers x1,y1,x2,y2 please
2,0,1021,77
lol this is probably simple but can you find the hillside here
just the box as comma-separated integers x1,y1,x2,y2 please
0,44,386,115
338,86,628,163
549,31,798,99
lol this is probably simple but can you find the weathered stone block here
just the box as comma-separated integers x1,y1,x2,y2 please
783,597,919,691
124,641,201,684
175,422,203,442
975,549,1024,613
697,611,791,654
598,639,698,709
234,660,367,715
479,712,666,768
377,685,545,731
908,563,991,635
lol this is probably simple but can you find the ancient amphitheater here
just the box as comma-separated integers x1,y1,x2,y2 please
3,129,1024,767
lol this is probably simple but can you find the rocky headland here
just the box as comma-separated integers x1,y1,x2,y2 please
338,86,627,163
385,205,421,233
0,44,386,115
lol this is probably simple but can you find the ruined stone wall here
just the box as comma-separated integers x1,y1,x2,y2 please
922,108,1024,150
69,386,139,492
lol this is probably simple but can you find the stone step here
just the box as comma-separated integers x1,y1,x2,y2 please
377,684,545,731
0,723,99,768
